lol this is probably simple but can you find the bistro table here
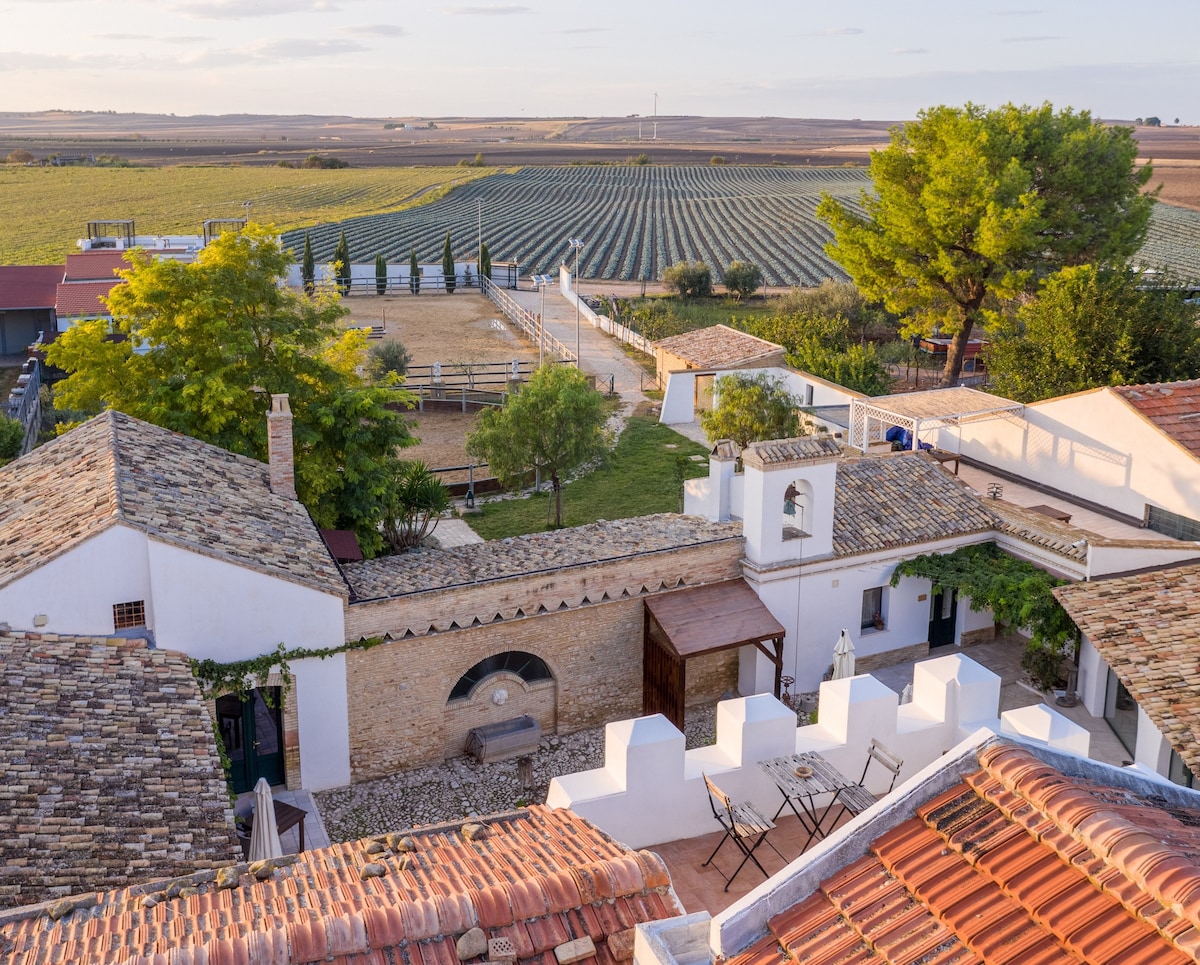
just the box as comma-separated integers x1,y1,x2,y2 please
237,799,308,859
759,752,860,851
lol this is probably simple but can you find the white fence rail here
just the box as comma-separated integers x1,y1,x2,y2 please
481,278,575,364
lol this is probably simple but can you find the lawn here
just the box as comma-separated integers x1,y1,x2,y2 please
464,414,711,540
0,164,499,265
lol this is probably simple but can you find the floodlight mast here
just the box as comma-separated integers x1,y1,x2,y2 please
532,273,554,367
568,239,584,367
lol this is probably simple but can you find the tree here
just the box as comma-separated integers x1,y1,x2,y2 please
301,232,315,296
6,149,34,164
985,265,1200,402
442,232,456,293
699,372,802,450
479,242,491,287
43,224,415,556
662,260,713,298
368,339,411,380
409,249,420,295
817,102,1155,385
0,416,23,462
1144,116,1162,127
333,230,352,295
775,279,897,344
374,253,387,295
723,261,763,300
466,364,611,527
381,461,451,552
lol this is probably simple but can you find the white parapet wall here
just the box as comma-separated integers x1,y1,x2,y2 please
546,653,1089,849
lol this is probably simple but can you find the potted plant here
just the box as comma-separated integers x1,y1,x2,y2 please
872,611,885,631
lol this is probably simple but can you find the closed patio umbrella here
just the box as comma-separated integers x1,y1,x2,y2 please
248,777,283,861
832,629,856,680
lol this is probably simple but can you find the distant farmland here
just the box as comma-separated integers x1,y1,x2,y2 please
284,166,1200,287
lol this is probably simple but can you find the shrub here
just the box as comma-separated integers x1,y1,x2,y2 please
369,339,412,380
662,260,713,299
0,416,23,462
723,260,763,300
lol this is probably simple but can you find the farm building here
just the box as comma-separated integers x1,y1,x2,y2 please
652,325,786,403
0,264,59,353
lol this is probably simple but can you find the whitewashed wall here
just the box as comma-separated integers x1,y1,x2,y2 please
661,366,862,427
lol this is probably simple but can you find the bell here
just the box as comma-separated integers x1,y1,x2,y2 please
783,499,796,516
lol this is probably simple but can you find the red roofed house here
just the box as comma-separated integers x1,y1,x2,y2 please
0,264,60,353
55,250,133,330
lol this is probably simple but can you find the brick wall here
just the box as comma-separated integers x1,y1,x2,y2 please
343,540,746,781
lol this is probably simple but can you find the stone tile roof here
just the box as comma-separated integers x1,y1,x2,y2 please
1114,380,1200,459
0,410,346,597
344,514,741,601
725,742,1200,965
856,386,1021,421
831,453,996,557
1055,563,1200,780
653,324,784,369
742,436,842,469
0,805,681,965
0,632,239,912
987,500,1093,563
0,265,61,310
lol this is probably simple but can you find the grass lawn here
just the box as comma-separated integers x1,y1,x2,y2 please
464,415,710,540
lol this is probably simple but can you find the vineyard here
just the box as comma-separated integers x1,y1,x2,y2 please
0,165,497,265
282,165,1200,288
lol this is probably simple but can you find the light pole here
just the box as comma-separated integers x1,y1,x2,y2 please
568,238,584,367
475,199,483,287
533,273,554,367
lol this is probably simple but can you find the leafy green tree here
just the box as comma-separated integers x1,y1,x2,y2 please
44,224,414,556
817,102,1155,385
775,279,896,344
1144,116,1161,127
0,416,23,462
723,261,763,300
368,339,411,380
986,265,1200,402
374,253,387,295
699,372,802,450
333,230,352,295
662,260,713,298
789,341,891,397
466,364,611,527
409,249,420,295
301,232,315,296
381,461,451,552
441,232,456,293
479,242,491,287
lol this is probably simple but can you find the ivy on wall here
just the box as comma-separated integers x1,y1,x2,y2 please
190,637,386,703
890,544,1079,690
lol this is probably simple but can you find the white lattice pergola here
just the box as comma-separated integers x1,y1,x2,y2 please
849,387,1023,452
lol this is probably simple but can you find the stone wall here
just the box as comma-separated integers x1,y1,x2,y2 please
857,641,929,674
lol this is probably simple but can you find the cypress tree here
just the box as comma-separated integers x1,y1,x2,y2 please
375,253,387,295
409,249,420,295
442,232,456,294
301,232,315,295
334,230,351,295
479,242,491,288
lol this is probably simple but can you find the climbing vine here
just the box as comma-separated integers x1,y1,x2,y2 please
190,637,386,704
890,544,1079,690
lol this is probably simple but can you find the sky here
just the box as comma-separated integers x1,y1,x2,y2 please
2,0,1197,122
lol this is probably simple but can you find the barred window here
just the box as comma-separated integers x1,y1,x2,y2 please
1146,505,1200,541
112,600,146,630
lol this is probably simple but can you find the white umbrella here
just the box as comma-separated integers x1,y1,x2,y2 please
900,682,914,705
832,629,856,680
248,777,283,861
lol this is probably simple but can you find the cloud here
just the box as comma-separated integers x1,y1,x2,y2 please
561,26,609,34
240,38,369,59
339,24,406,37
447,5,531,15
1002,35,1063,43
806,27,864,37
179,0,346,20
893,48,928,55
98,33,212,44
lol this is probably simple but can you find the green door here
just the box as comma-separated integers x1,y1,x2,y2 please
928,589,958,648
216,688,285,793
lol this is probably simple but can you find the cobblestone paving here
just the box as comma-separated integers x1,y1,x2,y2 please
315,701,816,843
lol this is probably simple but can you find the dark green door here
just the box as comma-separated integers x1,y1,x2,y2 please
216,688,285,793
929,589,958,648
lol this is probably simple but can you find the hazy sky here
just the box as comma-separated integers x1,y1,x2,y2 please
2,0,1197,121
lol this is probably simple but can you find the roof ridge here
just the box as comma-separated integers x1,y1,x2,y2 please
103,410,128,521
977,743,1200,953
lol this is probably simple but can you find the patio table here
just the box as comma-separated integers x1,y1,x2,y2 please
758,752,859,851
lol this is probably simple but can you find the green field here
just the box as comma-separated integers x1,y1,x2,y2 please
0,165,500,264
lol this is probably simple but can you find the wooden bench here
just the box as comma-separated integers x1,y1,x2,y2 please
466,715,542,763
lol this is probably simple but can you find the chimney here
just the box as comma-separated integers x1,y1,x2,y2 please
266,394,296,499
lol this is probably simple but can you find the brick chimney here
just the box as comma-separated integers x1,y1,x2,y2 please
266,394,296,499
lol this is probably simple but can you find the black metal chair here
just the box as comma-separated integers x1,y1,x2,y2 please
827,739,904,828
701,773,785,891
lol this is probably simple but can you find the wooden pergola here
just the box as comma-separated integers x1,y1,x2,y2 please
643,579,786,730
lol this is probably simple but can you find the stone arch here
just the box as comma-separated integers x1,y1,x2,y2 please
443,650,557,758
782,477,814,541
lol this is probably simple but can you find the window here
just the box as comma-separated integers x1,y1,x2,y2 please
449,651,552,701
861,587,884,631
112,600,146,630
1146,505,1200,541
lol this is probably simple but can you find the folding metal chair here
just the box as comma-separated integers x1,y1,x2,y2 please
828,739,903,828
701,773,785,891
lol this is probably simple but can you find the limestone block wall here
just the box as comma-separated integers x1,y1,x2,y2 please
443,673,557,759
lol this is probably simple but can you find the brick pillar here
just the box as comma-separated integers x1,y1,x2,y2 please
267,394,296,499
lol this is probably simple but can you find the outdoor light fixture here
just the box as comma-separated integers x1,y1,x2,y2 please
568,238,584,367
532,274,554,367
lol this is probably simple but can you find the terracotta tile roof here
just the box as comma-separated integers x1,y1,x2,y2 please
1113,380,1200,459
0,805,681,965
987,501,1092,563
63,251,130,281
0,410,347,597
726,742,1200,965
54,279,119,317
653,324,784,369
743,436,842,469
831,453,997,557
0,632,239,912
343,514,740,600
857,386,1021,421
0,265,61,310
1055,563,1200,780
